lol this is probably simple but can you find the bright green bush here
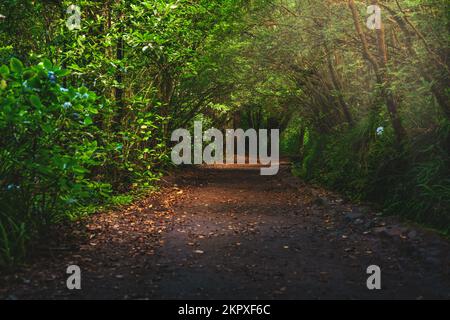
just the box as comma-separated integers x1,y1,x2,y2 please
0,57,172,267
0,58,111,266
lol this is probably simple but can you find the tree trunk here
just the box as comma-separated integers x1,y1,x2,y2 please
325,49,354,126
348,0,406,143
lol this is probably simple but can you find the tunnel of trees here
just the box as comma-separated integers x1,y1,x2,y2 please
0,0,449,267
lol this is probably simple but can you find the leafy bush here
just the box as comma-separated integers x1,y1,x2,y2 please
0,58,110,266
0,57,172,267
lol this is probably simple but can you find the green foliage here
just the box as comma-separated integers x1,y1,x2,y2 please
226,0,450,233
0,58,105,266
280,117,304,156
373,122,450,231
295,120,450,234
0,56,173,267
0,0,248,267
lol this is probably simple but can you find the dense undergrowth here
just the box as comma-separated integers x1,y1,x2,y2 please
286,118,450,234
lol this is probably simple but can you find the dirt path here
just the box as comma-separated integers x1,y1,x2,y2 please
1,162,449,299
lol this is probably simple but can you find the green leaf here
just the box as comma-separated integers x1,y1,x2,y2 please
29,95,42,108
10,58,23,74
22,70,35,80
83,116,93,126
68,64,84,72
43,59,53,70
55,69,71,77
0,65,9,77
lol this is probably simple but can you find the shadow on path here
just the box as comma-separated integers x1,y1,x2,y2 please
1,163,449,299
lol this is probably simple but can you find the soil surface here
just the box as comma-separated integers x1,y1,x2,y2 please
1,162,449,299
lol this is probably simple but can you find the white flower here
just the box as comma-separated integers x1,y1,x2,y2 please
376,126,384,136
6,184,19,191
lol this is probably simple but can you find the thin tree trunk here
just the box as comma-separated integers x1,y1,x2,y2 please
113,2,125,131
325,49,354,126
348,0,406,143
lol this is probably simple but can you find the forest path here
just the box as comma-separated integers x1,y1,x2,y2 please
1,162,449,299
